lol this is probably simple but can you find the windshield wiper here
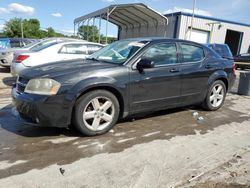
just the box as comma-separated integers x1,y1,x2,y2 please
86,57,115,64
86,57,100,62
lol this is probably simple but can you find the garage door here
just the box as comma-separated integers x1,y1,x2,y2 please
187,29,210,44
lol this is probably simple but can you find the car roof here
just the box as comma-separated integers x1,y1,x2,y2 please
57,41,104,46
120,37,205,46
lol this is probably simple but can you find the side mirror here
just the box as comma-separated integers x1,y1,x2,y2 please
136,58,154,72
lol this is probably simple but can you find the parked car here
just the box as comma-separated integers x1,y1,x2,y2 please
12,38,236,136
0,38,35,67
205,43,233,60
11,41,103,76
0,37,83,68
234,53,250,70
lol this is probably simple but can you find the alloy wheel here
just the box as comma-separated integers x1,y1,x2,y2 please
83,97,115,131
209,84,225,108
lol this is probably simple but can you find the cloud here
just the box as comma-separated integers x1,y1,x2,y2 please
60,29,74,36
163,7,212,17
0,7,9,14
0,24,4,31
51,12,62,17
8,3,34,15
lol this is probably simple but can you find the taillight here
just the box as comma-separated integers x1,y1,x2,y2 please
15,55,29,63
232,63,236,75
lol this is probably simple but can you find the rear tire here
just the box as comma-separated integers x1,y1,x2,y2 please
202,80,226,111
73,90,120,136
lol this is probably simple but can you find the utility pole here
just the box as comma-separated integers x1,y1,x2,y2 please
189,0,196,40
21,21,24,38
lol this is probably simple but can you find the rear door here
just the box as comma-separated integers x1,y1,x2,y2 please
130,42,182,113
178,43,210,105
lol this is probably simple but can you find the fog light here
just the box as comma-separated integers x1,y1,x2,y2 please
35,117,40,123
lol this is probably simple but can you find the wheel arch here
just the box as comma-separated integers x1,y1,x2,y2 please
207,70,229,91
74,85,125,119
216,77,228,91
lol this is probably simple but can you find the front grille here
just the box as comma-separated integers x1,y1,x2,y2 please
18,77,29,84
16,76,29,94
16,83,26,93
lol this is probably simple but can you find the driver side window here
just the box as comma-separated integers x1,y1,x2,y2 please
141,43,177,66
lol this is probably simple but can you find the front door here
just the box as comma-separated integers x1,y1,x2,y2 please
129,42,182,113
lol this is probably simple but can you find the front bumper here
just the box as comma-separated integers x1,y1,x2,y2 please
11,62,27,76
12,86,73,128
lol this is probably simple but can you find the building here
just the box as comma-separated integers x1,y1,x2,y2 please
165,12,250,55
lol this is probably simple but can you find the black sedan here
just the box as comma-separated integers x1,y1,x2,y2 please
234,53,250,70
12,38,236,136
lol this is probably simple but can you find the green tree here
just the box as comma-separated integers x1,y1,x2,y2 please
77,25,117,44
3,18,23,38
47,27,56,37
78,25,99,42
3,18,65,38
23,19,40,38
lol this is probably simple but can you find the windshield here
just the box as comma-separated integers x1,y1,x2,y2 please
30,39,59,52
0,39,10,49
22,41,39,49
89,40,147,64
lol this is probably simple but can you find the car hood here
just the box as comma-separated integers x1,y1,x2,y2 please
19,59,119,79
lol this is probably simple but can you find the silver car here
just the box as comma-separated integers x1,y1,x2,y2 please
11,41,104,76
1,37,83,69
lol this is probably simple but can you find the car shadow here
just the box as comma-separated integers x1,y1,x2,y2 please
0,103,193,138
0,104,83,138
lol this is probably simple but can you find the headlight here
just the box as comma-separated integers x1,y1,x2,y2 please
25,78,61,95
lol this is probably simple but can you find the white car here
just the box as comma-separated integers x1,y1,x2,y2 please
11,41,104,76
1,37,83,68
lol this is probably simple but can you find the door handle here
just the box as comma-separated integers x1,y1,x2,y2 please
170,68,179,73
205,65,213,69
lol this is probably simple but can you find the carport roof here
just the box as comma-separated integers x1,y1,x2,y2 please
74,3,168,28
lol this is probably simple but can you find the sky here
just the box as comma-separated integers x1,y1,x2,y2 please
0,0,250,37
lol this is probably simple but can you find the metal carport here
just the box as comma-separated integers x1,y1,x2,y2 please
74,3,168,43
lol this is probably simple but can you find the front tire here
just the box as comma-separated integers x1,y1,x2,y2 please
202,80,226,111
73,90,120,136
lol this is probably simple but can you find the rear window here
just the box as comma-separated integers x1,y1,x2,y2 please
59,44,87,54
10,40,22,48
181,44,205,63
209,44,233,58
87,44,103,55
